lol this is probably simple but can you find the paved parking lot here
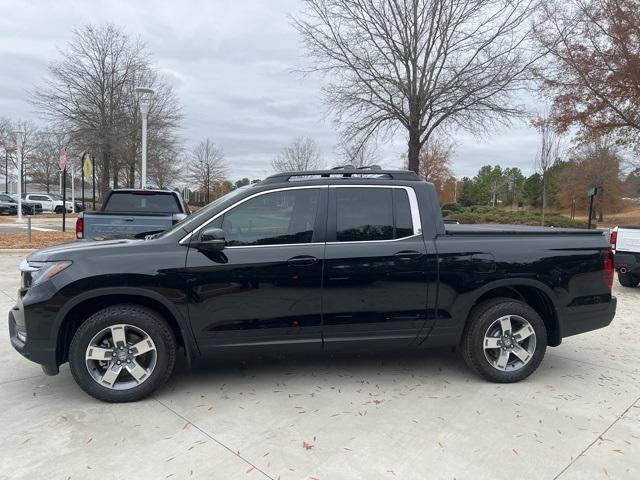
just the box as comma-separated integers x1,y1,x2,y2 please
0,250,638,480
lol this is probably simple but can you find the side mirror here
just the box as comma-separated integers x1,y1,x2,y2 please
194,227,226,251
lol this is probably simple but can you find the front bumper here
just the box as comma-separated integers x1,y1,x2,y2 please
8,295,60,375
557,296,617,339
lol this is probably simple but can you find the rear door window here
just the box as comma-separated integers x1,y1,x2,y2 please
334,187,414,242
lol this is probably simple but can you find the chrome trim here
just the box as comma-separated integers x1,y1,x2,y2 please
179,185,326,245
226,242,325,249
180,184,423,246
326,234,421,245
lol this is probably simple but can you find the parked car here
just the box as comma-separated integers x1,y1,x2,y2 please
10,168,617,402
0,199,18,215
76,189,189,240
611,225,640,287
0,194,42,215
48,194,76,213
22,193,73,213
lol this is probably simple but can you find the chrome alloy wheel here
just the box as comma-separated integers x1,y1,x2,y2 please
85,324,157,390
483,315,537,372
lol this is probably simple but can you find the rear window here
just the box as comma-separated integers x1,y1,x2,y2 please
104,192,182,213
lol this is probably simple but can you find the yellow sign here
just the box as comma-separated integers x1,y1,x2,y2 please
82,153,93,178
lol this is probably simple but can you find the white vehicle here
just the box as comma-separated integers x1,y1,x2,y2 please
611,226,640,287
22,193,73,213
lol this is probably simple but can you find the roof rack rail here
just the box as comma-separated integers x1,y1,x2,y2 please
262,167,419,183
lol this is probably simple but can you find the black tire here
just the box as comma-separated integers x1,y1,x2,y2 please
69,304,176,402
618,272,639,288
54,206,64,214
461,298,547,383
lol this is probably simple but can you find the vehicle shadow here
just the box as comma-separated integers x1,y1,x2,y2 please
165,345,473,390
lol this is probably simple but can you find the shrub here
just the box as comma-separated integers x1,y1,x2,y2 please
442,205,588,228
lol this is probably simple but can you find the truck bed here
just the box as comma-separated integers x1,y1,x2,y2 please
444,223,603,235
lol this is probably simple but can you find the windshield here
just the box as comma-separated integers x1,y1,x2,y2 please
158,186,251,238
50,194,62,200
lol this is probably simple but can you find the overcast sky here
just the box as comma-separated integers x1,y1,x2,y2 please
0,0,542,181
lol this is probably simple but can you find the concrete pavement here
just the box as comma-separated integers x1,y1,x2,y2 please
0,250,638,480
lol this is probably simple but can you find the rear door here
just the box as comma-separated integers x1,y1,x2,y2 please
321,185,429,347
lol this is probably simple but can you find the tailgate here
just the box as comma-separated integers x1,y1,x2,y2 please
84,214,173,239
617,227,640,254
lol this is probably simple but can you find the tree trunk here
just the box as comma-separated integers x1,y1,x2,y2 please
407,125,421,173
541,172,546,227
128,160,135,188
113,168,119,190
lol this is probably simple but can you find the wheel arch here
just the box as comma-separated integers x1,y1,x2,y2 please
55,287,198,366
465,280,561,347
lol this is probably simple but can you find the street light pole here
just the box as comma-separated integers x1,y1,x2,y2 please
134,87,154,189
14,131,25,222
4,150,8,194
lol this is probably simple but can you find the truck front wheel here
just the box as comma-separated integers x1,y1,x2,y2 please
618,271,639,288
68,305,176,402
461,298,547,383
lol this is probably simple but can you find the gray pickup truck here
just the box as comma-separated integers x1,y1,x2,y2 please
76,189,189,240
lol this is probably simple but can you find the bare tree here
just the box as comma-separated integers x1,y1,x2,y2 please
533,113,563,225
272,136,323,172
30,130,69,193
293,0,540,173
187,139,227,203
336,138,380,168
0,119,42,193
32,24,182,198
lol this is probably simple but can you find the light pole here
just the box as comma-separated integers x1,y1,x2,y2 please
134,87,154,189
14,131,25,222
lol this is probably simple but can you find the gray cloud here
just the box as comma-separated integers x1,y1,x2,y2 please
0,0,541,181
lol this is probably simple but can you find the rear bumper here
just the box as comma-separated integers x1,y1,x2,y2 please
615,252,640,274
557,296,617,339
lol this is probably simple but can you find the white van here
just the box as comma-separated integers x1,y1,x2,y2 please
611,226,640,287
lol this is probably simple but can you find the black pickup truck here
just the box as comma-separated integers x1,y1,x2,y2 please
9,168,616,402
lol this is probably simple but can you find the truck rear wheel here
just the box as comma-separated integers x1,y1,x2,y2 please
69,305,176,402
461,298,547,383
618,271,639,288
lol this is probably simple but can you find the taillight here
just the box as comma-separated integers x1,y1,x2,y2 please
76,217,84,239
602,248,614,289
609,230,617,252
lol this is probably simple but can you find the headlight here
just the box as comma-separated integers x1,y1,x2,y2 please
19,259,72,287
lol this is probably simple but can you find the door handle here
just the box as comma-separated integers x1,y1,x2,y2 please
393,251,423,261
287,255,318,266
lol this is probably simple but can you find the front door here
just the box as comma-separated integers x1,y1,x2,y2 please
186,186,328,352
322,186,429,347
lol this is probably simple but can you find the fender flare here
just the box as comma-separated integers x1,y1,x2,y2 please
54,286,200,361
465,278,559,313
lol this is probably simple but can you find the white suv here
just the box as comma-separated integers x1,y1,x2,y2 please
23,193,73,213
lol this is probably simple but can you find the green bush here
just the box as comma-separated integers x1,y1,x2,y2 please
442,205,588,229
